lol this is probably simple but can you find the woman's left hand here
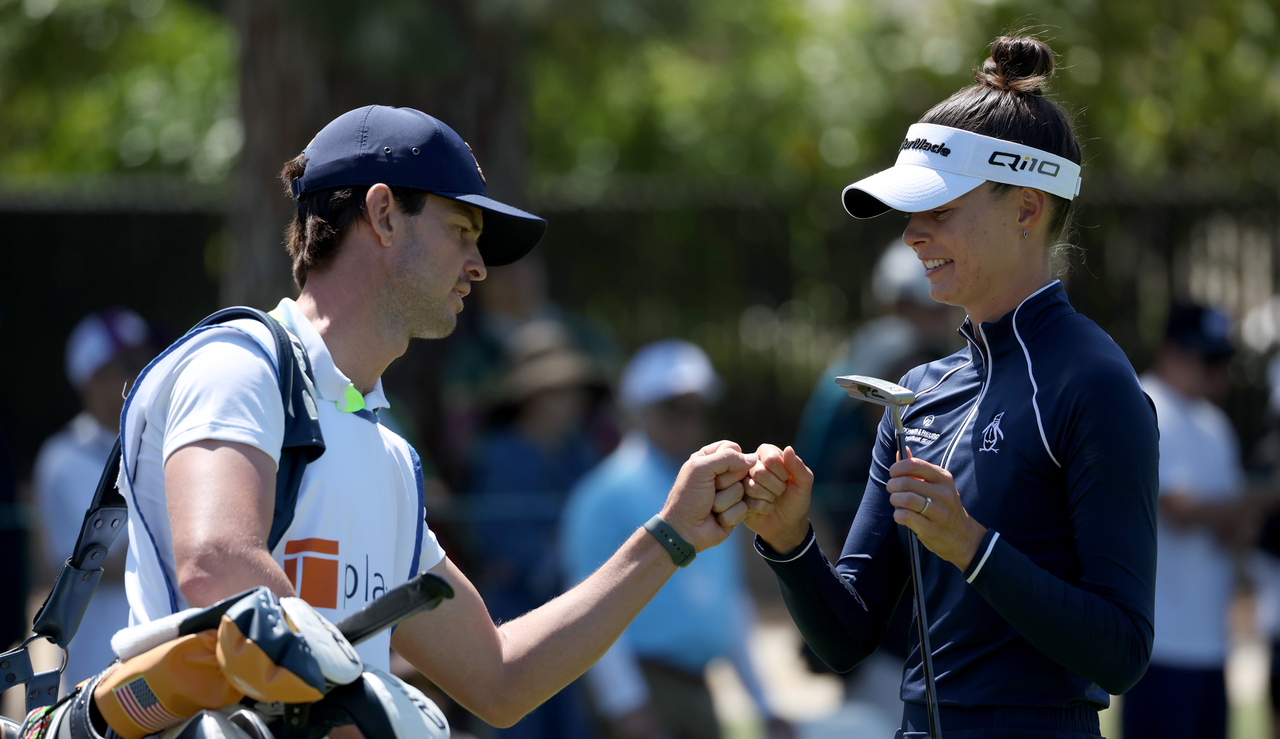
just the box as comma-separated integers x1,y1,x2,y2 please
887,448,988,571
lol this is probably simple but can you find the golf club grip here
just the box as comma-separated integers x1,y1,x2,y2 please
897,428,942,739
336,572,454,646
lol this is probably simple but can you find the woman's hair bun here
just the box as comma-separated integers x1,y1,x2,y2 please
976,36,1055,95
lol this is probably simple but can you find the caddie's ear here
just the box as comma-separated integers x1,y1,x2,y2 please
1015,187,1047,236
365,184,397,248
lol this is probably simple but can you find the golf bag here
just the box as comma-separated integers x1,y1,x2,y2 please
13,577,454,739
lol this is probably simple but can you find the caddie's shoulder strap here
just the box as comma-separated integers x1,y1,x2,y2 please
190,307,326,550
4,306,325,712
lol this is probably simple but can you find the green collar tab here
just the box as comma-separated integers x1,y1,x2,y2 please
337,383,366,413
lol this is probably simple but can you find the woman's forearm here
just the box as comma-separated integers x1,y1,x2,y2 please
760,525,899,673
966,532,1153,694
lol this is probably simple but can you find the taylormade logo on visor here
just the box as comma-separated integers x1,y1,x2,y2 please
901,137,951,157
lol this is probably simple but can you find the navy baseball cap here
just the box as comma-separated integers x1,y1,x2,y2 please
290,105,546,267
1166,303,1235,360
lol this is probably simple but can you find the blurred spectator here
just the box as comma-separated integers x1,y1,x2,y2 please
794,241,961,530
0,417,26,651
1247,354,1280,739
791,241,959,714
562,340,793,739
33,308,154,693
442,253,621,486
1123,303,1245,739
469,320,608,739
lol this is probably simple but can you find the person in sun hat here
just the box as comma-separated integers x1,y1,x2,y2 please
738,37,1159,738
466,321,609,739
114,104,753,731
33,308,155,694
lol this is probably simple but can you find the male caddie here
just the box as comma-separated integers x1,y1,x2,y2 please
118,105,752,729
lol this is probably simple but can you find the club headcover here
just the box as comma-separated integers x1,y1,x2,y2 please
309,669,449,739
112,590,261,662
93,631,245,739
215,589,362,703
153,711,254,739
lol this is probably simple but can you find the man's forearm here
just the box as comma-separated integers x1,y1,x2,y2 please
393,442,751,727
493,528,677,715
393,528,678,728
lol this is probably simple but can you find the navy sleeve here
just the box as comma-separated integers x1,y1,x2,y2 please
965,361,1159,695
759,412,909,673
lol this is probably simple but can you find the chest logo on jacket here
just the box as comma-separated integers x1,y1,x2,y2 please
980,412,1005,453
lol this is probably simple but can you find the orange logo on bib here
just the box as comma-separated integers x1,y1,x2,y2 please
284,538,339,608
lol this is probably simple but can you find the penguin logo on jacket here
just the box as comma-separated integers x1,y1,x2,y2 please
980,412,1005,453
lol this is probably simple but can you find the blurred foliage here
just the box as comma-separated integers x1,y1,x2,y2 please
0,0,237,181
526,0,1280,189
4,0,1280,188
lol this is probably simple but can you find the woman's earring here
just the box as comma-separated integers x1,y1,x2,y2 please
1022,229,1028,239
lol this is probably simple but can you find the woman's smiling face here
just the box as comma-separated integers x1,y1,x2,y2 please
901,183,1049,325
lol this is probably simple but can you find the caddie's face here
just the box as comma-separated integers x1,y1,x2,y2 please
390,195,486,340
901,184,1031,324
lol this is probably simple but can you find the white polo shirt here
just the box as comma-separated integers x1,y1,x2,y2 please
1141,373,1242,669
119,298,446,670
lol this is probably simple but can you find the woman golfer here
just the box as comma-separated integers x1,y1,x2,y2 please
742,36,1158,738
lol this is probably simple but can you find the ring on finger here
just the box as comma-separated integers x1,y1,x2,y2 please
920,497,931,515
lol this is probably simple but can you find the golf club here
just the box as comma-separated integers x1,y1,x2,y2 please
836,374,942,739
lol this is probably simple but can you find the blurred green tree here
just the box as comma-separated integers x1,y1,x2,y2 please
526,0,1280,190
6,0,1280,190
0,0,237,181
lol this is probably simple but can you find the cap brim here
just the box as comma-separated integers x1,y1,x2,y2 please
842,164,987,219
436,192,548,267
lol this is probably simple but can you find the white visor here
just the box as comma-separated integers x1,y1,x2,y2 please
842,123,1082,219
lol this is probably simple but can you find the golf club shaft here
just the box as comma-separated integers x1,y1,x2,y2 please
336,572,454,646
895,413,942,739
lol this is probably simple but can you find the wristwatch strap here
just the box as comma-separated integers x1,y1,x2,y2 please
644,515,696,568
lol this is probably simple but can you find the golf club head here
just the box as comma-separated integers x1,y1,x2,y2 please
835,375,916,408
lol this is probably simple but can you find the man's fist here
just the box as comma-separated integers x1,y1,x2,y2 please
659,440,754,552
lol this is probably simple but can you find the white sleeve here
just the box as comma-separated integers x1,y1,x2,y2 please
162,334,285,467
418,525,447,572
727,593,774,718
585,637,651,719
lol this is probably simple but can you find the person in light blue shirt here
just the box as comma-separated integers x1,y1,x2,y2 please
562,340,793,739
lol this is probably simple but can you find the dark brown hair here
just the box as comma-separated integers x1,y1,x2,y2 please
279,154,430,287
921,35,1081,244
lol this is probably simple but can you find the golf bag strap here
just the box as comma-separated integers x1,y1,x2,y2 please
31,437,128,647
13,306,325,708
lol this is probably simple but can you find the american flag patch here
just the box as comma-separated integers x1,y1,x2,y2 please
113,677,183,733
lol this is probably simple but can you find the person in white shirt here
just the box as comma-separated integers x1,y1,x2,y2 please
119,105,752,731
1125,303,1248,739
34,308,152,693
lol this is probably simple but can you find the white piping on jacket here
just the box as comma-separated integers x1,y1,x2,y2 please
966,531,1001,583
1012,281,1063,468
941,324,993,471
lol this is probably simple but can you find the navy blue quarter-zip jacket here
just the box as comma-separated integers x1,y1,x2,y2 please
760,282,1158,716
